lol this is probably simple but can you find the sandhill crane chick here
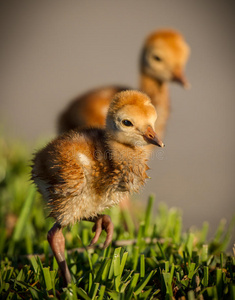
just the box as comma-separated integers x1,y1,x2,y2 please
32,90,164,286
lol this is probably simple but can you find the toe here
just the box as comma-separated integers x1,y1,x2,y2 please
102,216,114,248
89,218,102,246
89,215,114,247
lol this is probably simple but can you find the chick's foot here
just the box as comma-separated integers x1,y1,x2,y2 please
89,214,114,248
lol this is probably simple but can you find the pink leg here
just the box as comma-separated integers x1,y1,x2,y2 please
119,194,131,211
47,223,71,286
88,215,114,248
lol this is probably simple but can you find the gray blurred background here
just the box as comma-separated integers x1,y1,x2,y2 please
1,1,234,247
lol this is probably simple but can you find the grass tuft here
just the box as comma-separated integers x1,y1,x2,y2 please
0,134,235,299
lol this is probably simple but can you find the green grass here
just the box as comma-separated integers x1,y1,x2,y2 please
0,134,235,299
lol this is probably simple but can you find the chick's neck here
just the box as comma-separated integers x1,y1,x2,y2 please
140,73,170,139
104,138,150,193
106,138,147,162
140,73,168,103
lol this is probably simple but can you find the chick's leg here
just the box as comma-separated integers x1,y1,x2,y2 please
88,215,114,248
47,223,71,286
119,194,131,210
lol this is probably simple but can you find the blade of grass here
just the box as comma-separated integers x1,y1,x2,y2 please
219,215,235,251
220,252,224,268
101,258,112,282
107,290,120,300
121,209,135,238
30,256,40,274
201,244,208,263
102,244,112,259
164,261,169,273
169,263,175,284
108,247,122,280
114,253,121,292
120,280,131,293
185,232,194,258
88,272,93,293
121,270,134,283
162,272,173,297
77,287,91,300
2,266,14,282
187,263,196,280
8,186,36,256
216,268,223,299
145,257,158,269
140,254,145,278
134,270,154,295
42,267,52,291
204,286,218,299
97,285,106,300
50,270,56,296
43,240,49,266
126,273,140,300
89,282,99,300
132,246,139,270
187,290,196,300
213,219,227,245
137,222,145,247
82,228,89,247
139,287,152,299
52,256,58,270
144,195,155,236
157,242,166,260
120,251,128,276
94,258,111,283
150,289,161,299
113,249,121,277
230,285,235,300
202,266,209,287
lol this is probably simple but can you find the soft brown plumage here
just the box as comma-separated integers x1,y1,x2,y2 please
58,29,190,139
32,90,164,286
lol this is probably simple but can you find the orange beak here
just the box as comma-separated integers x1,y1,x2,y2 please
173,69,191,89
143,126,165,147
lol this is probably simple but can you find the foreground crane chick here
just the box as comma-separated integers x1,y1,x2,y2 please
31,90,164,286
58,29,190,139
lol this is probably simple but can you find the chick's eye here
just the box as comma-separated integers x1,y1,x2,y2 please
152,55,162,62
122,119,133,127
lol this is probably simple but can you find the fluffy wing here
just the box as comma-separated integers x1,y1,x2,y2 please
32,132,87,226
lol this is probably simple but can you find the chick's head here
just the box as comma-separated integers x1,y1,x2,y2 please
106,90,164,148
140,29,190,87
